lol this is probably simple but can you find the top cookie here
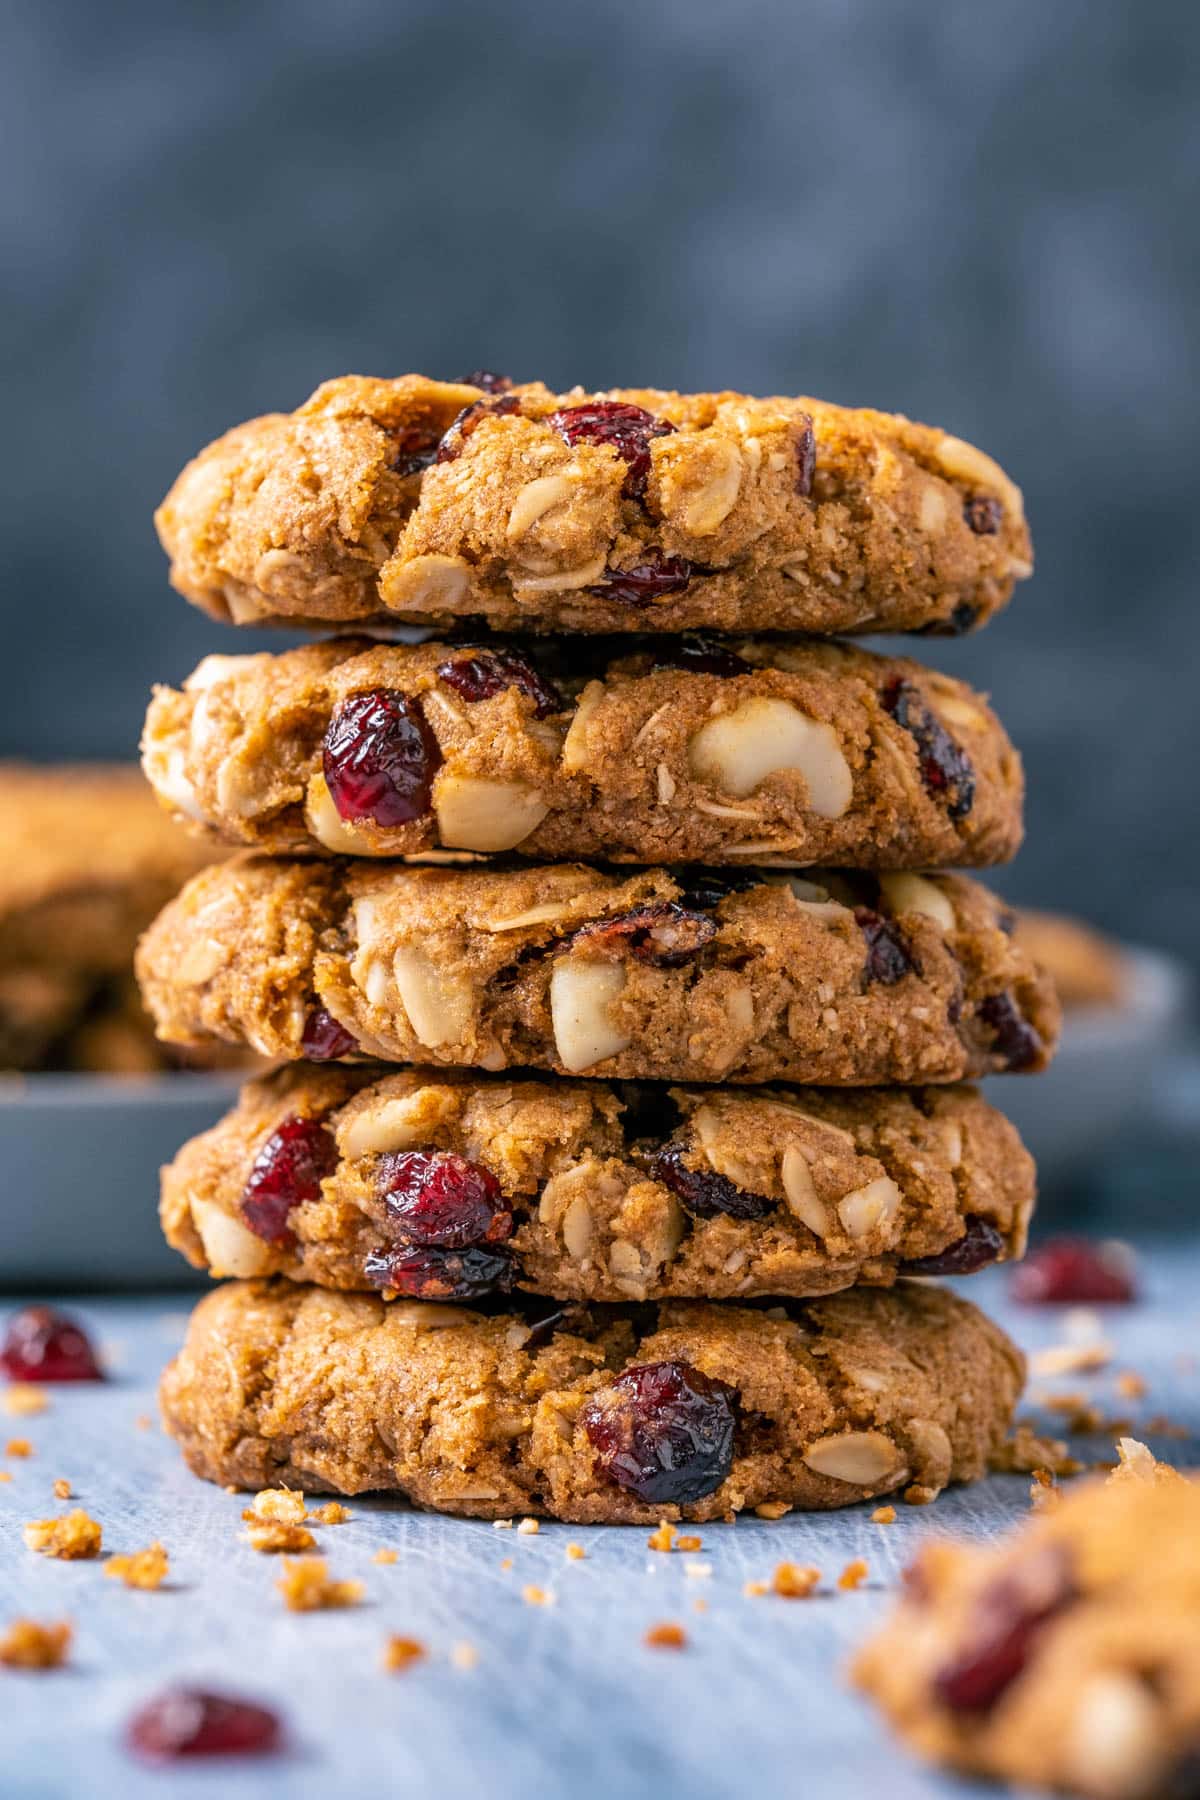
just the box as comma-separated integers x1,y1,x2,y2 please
155,374,1032,636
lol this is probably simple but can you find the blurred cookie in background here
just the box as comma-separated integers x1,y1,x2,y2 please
1012,907,1129,1010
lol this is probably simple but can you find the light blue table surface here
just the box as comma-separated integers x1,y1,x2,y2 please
1,1254,1196,1800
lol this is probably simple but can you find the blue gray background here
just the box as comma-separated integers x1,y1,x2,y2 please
5,0,1198,960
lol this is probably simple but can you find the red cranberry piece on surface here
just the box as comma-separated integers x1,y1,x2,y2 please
364,1243,513,1300
240,1114,337,1247
795,422,816,495
435,393,523,463
650,635,751,677
855,907,918,986
881,677,976,820
1010,1238,1137,1305
127,1688,282,1761
593,551,694,607
1,1306,102,1382
933,1546,1073,1714
963,494,1003,535
651,1141,773,1221
979,991,1043,1072
376,1150,512,1249
436,647,565,718
571,903,716,966
547,401,676,501
389,425,442,478
323,689,442,828
905,1216,1005,1276
300,1006,358,1062
460,370,512,392
581,1359,738,1505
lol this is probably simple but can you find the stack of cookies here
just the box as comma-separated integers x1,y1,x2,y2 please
135,373,1057,1524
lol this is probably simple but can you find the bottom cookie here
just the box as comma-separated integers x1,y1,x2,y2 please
159,1280,1023,1523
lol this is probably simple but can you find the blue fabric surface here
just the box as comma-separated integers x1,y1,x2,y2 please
0,1257,1196,1800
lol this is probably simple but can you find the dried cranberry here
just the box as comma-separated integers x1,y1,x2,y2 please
127,1688,282,1760
963,494,1003,535
548,401,676,501
435,393,522,463
389,425,442,478
300,1006,358,1062
593,551,693,608
881,677,976,820
1,1306,102,1382
856,907,918,986
1010,1238,1137,1305
795,422,816,495
323,689,441,827
651,1141,773,1221
916,601,980,637
581,1359,738,1505
933,1546,1073,1713
571,903,716,966
460,370,512,392
377,1150,512,1249
979,991,1043,1072
364,1243,513,1300
650,635,751,678
905,1216,1004,1276
671,869,761,912
436,647,564,717
240,1114,337,1246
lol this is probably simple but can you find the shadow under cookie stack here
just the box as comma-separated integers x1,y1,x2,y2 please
136,372,1057,1524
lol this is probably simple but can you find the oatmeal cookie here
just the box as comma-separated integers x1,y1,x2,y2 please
155,375,1031,636
135,856,1059,1085
160,1064,1035,1301
143,635,1022,868
853,1471,1200,1798
159,1278,1024,1521
1013,909,1130,1010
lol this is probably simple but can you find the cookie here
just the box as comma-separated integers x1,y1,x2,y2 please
852,1469,1200,1799
1013,908,1129,1010
159,1278,1023,1521
155,374,1032,637
143,635,1022,869
161,1064,1035,1301
136,856,1059,1085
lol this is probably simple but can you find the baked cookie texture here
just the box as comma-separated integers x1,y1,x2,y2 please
161,1064,1035,1302
159,1278,1024,1521
135,856,1060,1086
853,1470,1200,1799
143,635,1022,869
155,375,1032,637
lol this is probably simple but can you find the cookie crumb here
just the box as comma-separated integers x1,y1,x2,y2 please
244,1487,307,1526
382,1635,426,1673
373,1548,399,1566
692,1597,709,1614
245,1521,317,1554
500,1557,514,1572
1110,1437,1184,1488
5,1438,32,1457
647,1522,676,1553
516,1517,539,1536
52,1479,71,1500
23,1510,102,1560
676,1534,702,1553
1030,1468,1060,1512
683,1561,712,1580
276,1557,363,1612
4,1386,47,1418
105,1543,169,1590
450,1642,479,1670
0,1618,72,1669
134,1414,152,1431
522,1585,555,1607
0,1471,9,1482
644,1621,687,1650
565,1543,586,1561
754,1501,792,1520
993,1422,1083,1478
743,1580,769,1598
772,1562,821,1599
491,1519,513,1530
312,1502,351,1525
871,1505,896,1524
903,1484,939,1507
838,1558,869,1591
1030,1341,1112,1379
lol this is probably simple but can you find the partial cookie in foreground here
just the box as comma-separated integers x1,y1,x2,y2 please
136,856,1059,1086
852,1468,1200,1800
160,1279,1023,1521
1013,908,1130,1010
161,1065,1034,1302
156,374,1032,636
144,635,1022,868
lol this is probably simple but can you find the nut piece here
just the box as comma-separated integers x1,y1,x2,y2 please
506,475,578,540
663,441,744,535
391,945,473,1049
561,1192,594,1262
878,872,955,931
549,959,631,1073
836,1176,902,1241
384,1302,477,1330
688,697,852,816
191,1199,272,1278
560,680,604,773
433,775,549,852
382,553,473,615
1064,1673,1160,1797
802,1431,904,1487
513,555,608,594
305,773,378,853
780,1145,831,1238
934,434,1025,522
338,1091,444,1159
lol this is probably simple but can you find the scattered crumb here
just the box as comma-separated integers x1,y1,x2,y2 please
871,1505,896,1525
647,1521,676,1553
1115,1371,1147,1400
373,1549,399,1566
903,1484,938,1507
1146,1413,1191,1440
0,1618,72,1670
838,1559,869,1592
676,1534,702,1553
52,1479,70,1501
312,1502,351,1525
500,1557,514,1572
692,1597,709,1614
722,1510,736,1525
1064,1306,1104,1342
754,1500,792,1520
276,1558,364,1612
23,1510,102,1560
1030,1341,1113,1379
644,1621,687,1650
1030,1469,1060,1512
1109,1438,1185,1488
521,1585,555,1607
516,1517,539,1536
492,1519,513,1530
245,1521,317,1554
244,1487,307,1527
4,1387,47,1418
5,1439,32,1458
772,1562,821,1599
683,1561,712,1580
134,1414,152,1431
382,1634,426,1673
104,1543,169,1590
0,1471,11,1483
565,1543,586,1561
743,1580,769,1598
450,1641,479,1670
991,1423,1082,1478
